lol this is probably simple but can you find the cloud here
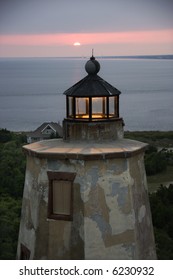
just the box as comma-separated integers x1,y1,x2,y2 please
0,0,173,35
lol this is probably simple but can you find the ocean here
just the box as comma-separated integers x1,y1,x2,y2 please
0,57,173,131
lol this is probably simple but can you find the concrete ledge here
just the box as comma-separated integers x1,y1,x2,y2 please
23,139,147,160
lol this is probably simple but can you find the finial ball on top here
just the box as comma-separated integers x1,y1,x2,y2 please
85,55,100,75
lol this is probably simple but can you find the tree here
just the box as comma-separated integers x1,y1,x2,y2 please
0,140,26,198
145,150,167,176
0,129,13,143
0,196,22,259
0,129,26,259
149,185,173,259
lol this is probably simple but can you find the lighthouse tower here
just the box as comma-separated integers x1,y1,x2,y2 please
17,56,156,259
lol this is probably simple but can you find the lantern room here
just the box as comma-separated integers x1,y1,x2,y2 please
64,55,121,121
63,55,124,141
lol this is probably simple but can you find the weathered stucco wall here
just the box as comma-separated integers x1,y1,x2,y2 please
17,155,84,259
17,145,156,260
63,119,124,141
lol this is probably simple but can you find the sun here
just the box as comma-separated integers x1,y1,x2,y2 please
73,42,81,46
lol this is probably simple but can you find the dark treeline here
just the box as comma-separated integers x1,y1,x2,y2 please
0,129,173,259
0,129,26,259
149,185,173,259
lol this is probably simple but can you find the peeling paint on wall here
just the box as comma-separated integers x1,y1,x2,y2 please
17,141,156,260
138,205,146,223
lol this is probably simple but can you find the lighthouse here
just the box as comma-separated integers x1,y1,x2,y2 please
17,56,156,259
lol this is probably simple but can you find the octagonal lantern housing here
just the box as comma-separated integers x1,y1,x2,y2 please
63,56,124,141
64,56,121,121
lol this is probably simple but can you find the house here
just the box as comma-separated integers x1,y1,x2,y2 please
27,122,63,143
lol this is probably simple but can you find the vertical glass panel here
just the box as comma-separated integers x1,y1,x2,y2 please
76,98,89,118
102,97,106,117
109,96,116,117
92,97,103,118
68,97,73,117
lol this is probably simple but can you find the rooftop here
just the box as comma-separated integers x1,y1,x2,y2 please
23,138,147,160
63,55,121,97
27,122,63,138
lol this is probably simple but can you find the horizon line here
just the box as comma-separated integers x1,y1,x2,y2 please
0,54,173,59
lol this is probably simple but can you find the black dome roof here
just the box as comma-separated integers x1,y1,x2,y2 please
63,56,121,97
63,74,121,97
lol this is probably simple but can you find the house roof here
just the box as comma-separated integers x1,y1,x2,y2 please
27,122,63,138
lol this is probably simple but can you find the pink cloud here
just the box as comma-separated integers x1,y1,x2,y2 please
0,29,173,46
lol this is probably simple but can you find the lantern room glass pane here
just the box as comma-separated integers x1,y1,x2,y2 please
92,97,104,118
109,96,116,117
68,97,73,117
76,98,89,118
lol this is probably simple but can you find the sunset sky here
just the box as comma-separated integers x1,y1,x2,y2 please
0,0,173,57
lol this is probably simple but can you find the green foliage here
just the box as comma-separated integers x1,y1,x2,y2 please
154,228,173,260
0,129,26,259
124,130,173,142
145,145,157,154
145,151,167,176
0,129,13,143
149,185,173,259
124,131,173,151
125,131,173,176
0,128,27,144
0,140,26,198
0,196,22,259
144,144,173,176
161,149,173,165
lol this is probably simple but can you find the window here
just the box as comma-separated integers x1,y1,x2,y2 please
109,96,119,118
47,171,76,220
68,96,74,117
20,244,30,260
75,97,89,118
92,97,103,118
